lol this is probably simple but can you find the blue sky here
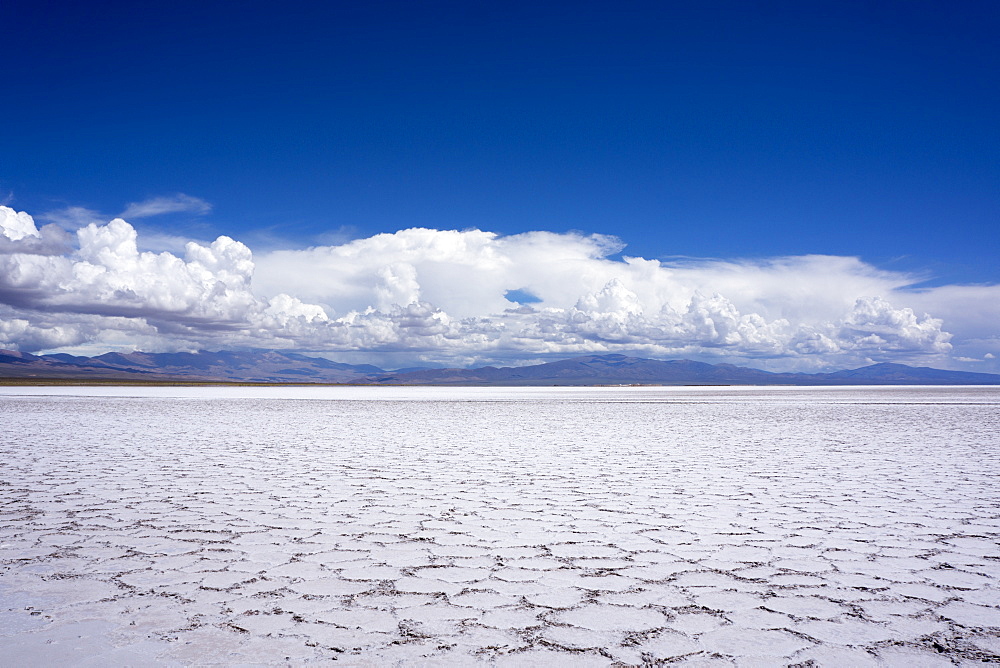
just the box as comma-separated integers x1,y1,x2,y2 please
1,1,998,369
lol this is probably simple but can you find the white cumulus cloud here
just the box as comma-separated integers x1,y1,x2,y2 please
0,205,74,256
0,206,992,371
0,207,40,241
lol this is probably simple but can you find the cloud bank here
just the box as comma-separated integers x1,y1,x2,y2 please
0,205,996,370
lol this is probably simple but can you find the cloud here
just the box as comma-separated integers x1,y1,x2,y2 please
253,228,626,318
1,207,40,241
0,206,74,256
120,194,212,219
250,228,958,364
0,206,993,370
836,296,951,354
38,206,104,229
0,305,155,352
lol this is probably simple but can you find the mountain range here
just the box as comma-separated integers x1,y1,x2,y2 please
1,349,999,386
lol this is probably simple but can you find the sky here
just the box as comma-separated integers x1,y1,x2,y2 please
1,0,998,371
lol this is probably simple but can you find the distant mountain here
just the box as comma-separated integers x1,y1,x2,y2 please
369,356,780,385
372,354,1000,386
0,349,385,383
820,362,1000,384
1,350,998,385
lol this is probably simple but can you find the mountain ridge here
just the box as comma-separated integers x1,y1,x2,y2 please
1,350,999,386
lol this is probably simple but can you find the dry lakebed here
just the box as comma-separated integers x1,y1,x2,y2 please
1,385,999,666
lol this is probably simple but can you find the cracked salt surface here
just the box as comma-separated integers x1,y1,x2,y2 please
1,385,999,666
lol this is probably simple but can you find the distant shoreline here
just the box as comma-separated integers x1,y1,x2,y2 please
3,377,999,389
0,377,720,387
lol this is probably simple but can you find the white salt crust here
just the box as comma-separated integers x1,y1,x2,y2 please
1,384,999,665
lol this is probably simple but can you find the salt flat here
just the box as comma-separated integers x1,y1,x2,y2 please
1,385,998,666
